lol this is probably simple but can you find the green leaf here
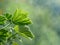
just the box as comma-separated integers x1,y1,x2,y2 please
4,13,12,21
12,41,18,45
14,25,34,39
0,29,8,42
0,16,6,25
12,9,32,25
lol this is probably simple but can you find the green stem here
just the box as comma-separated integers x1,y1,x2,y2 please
0,23,10,30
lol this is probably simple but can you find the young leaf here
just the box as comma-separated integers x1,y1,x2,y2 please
12,9,32,25
4,13,12,21
14,25,34,39
0,16,6,25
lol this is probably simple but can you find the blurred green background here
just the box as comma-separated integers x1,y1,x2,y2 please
0,0,60,45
